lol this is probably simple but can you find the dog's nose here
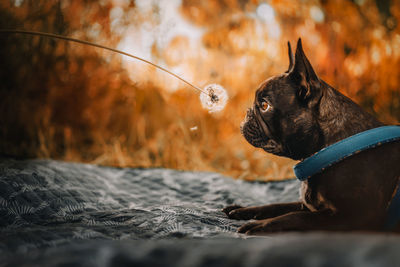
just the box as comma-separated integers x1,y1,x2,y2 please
243,107,255,122
247,107,254,117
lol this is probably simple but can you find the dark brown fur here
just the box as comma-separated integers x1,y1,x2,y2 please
223,39,400,235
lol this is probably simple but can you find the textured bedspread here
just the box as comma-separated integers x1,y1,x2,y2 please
1,158,400,266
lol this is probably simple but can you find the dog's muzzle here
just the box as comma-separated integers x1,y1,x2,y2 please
241,106,284,156
240,107,269,148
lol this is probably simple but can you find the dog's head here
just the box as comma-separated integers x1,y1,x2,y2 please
241,39,325,160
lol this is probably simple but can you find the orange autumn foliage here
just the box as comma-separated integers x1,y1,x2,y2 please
0,0,399,181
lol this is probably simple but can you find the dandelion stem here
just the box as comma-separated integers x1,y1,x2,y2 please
0,29,209,95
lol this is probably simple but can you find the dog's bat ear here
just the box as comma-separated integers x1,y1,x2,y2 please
285,41,294,73
290,38,321,102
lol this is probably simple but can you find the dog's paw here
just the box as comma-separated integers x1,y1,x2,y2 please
227,207,258,220
237,219,276,235
223,205,258,220
224,206,271,220
222,205,243,216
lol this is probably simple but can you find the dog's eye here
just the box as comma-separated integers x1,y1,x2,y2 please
260,101,271,112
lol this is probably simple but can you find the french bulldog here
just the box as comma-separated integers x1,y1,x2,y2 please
223,39,400,235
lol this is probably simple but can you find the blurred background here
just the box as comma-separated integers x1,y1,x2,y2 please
0,0,399,181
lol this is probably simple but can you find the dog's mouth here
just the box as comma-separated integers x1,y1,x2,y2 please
240,108,267,148
240,107,283,155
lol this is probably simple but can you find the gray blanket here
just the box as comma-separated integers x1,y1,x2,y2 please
1,158,400,267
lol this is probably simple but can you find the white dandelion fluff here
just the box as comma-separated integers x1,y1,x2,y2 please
200,84,228,113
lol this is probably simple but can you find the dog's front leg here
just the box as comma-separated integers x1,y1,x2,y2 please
223,202,306,220
238,209,340,235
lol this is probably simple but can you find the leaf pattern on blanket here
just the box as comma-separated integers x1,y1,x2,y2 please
0,159,299,253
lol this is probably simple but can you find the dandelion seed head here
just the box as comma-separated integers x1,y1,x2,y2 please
200,84,228,113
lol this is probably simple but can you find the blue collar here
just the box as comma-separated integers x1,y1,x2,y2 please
294,126,400,181
293,125,400,230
